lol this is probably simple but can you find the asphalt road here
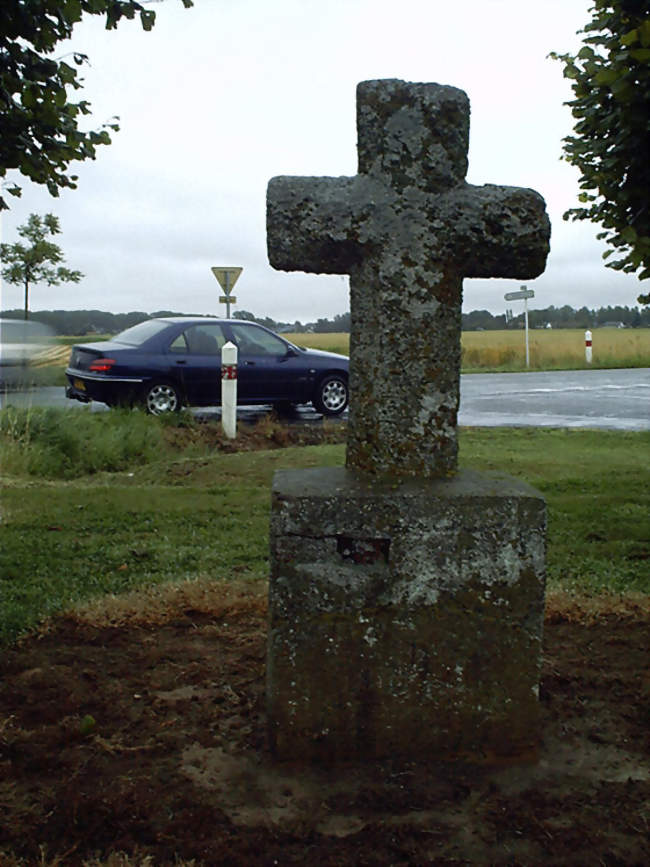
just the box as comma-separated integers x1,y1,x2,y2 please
1,368,648,431
458,367,650,431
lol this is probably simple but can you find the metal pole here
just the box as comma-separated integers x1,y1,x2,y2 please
524,296,530,368
225,272,231,319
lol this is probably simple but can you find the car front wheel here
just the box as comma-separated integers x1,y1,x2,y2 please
313,374,348,416
144,380,182,415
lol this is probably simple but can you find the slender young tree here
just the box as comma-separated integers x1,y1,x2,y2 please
0,213,83,320
551,0,650,281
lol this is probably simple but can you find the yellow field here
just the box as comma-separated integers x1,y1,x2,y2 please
31,344,71,367
37,329,648,373
461,328,650,370
286,333,350,355
288,329,650,371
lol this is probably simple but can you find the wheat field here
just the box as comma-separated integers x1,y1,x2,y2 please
460,328,650,370
32,328,650,374
288,328,650,370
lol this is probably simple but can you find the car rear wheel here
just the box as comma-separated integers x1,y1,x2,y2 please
313,374,348,416
144,380,182,415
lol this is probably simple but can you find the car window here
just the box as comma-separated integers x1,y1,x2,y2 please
229,323,287,356
169,333,188,353
171,324,227,355
113,319,170,346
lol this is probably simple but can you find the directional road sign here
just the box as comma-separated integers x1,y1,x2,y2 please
504,289,535,301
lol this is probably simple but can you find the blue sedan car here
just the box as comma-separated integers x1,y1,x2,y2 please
65,317,349,415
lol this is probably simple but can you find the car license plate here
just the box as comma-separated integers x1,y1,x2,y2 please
73,378,86,391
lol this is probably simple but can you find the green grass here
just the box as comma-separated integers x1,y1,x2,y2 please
0,409,648,645
0,406,170,478
460,427,650,594
54,334,112,345
27,366,68,386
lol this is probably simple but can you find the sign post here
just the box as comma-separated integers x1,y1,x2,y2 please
211,267,242,318
504,286,535,368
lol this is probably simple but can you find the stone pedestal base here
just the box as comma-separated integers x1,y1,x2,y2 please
267,467,546,764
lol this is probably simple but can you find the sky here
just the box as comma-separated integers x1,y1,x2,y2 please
0,0,645,323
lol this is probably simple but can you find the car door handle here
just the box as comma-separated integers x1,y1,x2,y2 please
175,359,187,365
244,360,255,366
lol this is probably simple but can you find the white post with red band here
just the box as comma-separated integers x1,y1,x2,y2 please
585,330,593,364
221,341,238,438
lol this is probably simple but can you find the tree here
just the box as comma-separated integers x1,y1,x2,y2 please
0,0,193,210
0,213,83,320
551,1,650,280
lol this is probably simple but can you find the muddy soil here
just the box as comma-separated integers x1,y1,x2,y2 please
1,582,649,866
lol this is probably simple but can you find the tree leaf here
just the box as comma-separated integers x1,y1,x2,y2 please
1,0,193,207
551,0,650,281
629,48,650,62
140,10,156,32
620,28,639,47
594,67,619,85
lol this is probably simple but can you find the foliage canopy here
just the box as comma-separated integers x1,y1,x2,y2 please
0,212,83,319
0,0,193,210
551,0,650,281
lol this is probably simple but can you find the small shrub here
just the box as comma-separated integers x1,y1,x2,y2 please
0,407,167,479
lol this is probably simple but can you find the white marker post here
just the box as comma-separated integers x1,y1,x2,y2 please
504,286,535,369
221,341,238,438
585,330,593,364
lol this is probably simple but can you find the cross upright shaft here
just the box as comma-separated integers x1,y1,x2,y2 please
267,79,550,478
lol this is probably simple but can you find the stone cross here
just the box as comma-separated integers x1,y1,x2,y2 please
267,78,550,477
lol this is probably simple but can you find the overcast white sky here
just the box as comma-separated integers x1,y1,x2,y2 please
0,0,645,322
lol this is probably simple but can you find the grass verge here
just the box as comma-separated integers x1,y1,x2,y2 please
1,410,648,645
461,427,650,595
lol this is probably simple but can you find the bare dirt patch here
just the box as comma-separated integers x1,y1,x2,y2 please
161,414,346,454
1,582,649,865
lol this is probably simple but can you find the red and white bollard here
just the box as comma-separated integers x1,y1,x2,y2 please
221,341,238,438
585,330,593,364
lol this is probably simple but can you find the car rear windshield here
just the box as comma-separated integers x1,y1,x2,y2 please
113,319,170,346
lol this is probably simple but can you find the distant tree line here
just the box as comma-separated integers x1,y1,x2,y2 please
237,306,650,331
464,304,650,331
233,310,351,333
1,305,648,336
0,309,190,335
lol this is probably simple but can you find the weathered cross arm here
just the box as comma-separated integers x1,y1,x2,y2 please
267,176,361,274
442,184,551,279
